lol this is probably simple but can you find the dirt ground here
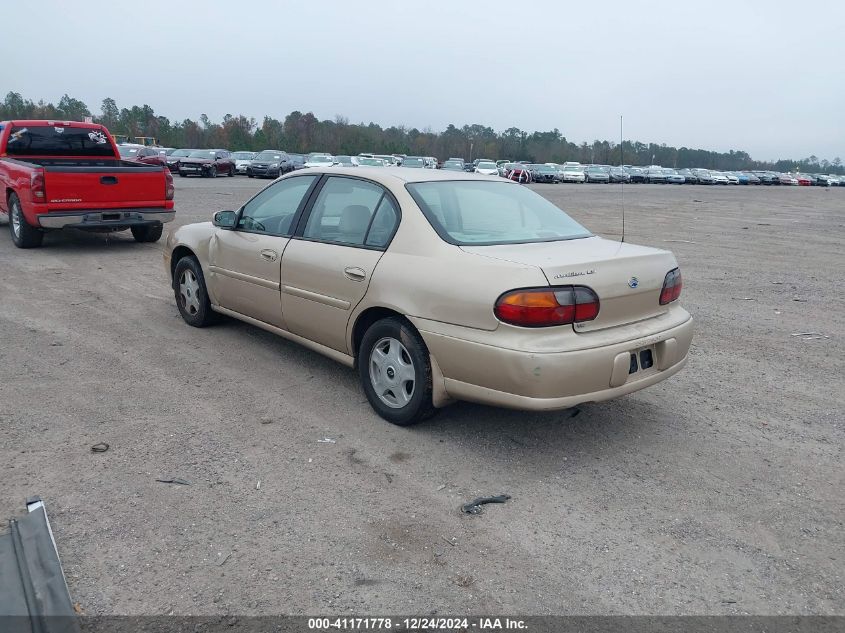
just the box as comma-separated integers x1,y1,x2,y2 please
1,177,842,616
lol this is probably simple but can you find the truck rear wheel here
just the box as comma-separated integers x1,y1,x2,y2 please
8,193,44,248
131,224,163,243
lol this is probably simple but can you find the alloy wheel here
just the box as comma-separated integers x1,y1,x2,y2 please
369,337,416,409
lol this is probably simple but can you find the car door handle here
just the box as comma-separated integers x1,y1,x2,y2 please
344,266,367,281
100,176,118,185
260,249,279,262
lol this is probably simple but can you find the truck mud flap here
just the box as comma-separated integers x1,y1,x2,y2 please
0,497,79,633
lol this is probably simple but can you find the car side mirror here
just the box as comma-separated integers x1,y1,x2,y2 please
213,210,237,228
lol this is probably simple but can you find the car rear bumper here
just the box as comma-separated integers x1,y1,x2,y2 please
38,209,175,229
415,314,693,411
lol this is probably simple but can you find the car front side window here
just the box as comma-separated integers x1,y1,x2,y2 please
238,175,317,235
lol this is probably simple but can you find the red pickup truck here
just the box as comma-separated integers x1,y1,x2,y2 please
0,120,175,248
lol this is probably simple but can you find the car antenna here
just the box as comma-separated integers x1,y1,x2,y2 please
620,115,626,243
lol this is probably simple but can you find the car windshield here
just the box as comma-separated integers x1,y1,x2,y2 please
336,156,353,164
564,165,582,171
443,160,463,168
476,162,497,169
359,158,384,166
403,158,424,167
232,152,254,160
537,165,556,173
170,149,193,157
189,150,216,158
309,155,333,164
587,166,609,173
255,152,283,161
407,181,593,246
118,146,140,156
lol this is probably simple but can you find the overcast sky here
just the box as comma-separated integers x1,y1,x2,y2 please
4,1,843,161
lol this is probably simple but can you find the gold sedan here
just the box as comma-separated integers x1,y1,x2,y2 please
165,168,693,425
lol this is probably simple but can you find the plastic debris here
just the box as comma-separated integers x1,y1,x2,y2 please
155,477,191,485
317,438,336,443
461,494,512,515
90,442,109,453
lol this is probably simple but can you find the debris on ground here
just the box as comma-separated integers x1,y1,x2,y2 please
155,477,191,485
791,332,829,340
792,297,808,302
90,442,109,453
256,481,261,490
317,437,336,443
663,239,697,244
441,536,457,547
461,494,512,515
437,484,447,491
453,574,475,587
0,498,79,629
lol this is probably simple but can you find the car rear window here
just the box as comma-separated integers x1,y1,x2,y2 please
5,125,115,157
407,181,592,246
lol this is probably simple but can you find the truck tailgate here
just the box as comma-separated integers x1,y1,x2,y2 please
43,166,167,209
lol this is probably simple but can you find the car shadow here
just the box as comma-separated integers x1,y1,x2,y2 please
187,309,671,470
38,228,157,252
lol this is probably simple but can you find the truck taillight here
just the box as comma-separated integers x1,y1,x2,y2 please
494,286,600,327
659,268,682,305
164,169,175,200
31,171,46,200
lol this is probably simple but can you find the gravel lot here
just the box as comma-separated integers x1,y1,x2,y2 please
1,177,842,616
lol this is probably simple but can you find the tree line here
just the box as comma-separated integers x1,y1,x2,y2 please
1,91,842,174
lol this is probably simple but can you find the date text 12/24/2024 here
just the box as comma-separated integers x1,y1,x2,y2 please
308,617,528,630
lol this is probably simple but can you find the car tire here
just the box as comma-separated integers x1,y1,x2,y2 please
228,165,234,177
359,317,436,426
179,170,187,177
173,256,218,328
248,174,254,178
209,166,217,178
8,193,44,248
130,223,163,243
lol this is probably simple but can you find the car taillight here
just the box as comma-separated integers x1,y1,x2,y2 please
660,268,682,305
164,169,175,200
31,171,46,201
494,286,600,328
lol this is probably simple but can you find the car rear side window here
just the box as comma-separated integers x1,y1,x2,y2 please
238,175,317,235
5,125,114,157
407,180,592,246
303,177,398,248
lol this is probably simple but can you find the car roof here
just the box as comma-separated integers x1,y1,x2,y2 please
295,166,512,185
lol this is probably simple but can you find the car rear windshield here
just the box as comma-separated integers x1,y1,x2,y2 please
189,150,216,158
406,181,592,246
232,152,254,159
5,125,115,157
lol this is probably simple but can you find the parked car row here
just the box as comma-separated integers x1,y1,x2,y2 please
148,144,845,187
491,162,845,186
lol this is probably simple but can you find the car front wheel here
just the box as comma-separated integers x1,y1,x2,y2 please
173,256,218,327
359,317,435,426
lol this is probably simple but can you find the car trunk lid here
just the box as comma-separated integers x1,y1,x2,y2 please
461,236,677,332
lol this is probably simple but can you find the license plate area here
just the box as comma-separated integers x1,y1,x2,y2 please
628,346,656,377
